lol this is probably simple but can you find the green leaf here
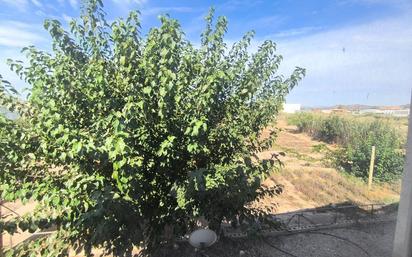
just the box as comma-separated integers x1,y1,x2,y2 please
113,158,127,171
143,87,151,94
120,56,126,65
112,170,119,181
160,48,168,57
114,138,126,154
72,141,83,154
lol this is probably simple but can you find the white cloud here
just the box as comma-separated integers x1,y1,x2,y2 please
30,0,42,8
35,10,46,16
271,26,323,38
68,0,78,9
62,14,73,24
0,21,44,48
248,15,285,29
112,0,147,5
266,14,412,105
0,0,29,11
339,0,411,8
219,0,263,11
135,0,147,4
142,6,194,17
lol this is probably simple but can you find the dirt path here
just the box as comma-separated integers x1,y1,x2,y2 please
1,201,37,248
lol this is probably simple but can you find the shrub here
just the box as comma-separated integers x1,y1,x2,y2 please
288,113,351,144
337,121,405,182
0,1,304,256
289,113,405,182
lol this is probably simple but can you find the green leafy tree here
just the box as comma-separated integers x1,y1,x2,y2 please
0,1,304,256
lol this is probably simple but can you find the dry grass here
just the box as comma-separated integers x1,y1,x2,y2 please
257,115,401,213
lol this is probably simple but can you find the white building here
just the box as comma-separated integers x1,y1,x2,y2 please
282,104,301,114
358,108,409,117
382,109,410,117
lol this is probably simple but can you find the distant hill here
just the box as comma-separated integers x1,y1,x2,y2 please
304,104,410,111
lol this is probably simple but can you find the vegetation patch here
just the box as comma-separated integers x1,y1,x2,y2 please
288,113,405,182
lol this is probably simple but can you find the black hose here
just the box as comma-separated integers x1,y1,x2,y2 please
304,231,371,257
261,237,301,257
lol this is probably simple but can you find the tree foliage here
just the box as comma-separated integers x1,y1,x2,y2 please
0,1,304,255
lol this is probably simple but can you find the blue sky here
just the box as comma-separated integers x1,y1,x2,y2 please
0,0,411,107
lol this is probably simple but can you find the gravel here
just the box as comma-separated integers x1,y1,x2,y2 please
153,220,396,257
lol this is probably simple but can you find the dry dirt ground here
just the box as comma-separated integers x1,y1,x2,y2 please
257,117,400,214
1,200,37,247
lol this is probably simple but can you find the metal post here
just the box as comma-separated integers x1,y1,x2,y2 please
371,204,374,218
368,146,376,190
0,199,3,257
392,92,412,257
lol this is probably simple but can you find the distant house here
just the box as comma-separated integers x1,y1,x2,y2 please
331,108,349,114
357,106,409,117
379,106,410,117
320,109,332,114
282,104,301,113
358,109,381,115
320,108,349,114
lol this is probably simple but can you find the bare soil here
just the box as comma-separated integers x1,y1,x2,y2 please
257,116,400,214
